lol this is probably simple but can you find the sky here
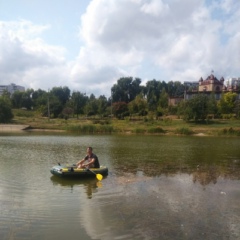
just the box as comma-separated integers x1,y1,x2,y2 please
0,0,239,97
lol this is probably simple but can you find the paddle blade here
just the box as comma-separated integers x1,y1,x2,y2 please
96,174,103,181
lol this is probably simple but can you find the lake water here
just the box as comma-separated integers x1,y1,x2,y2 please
0,133,240,240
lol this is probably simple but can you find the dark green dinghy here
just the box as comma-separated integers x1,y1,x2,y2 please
50,164,108,178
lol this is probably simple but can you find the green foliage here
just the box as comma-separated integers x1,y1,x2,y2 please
14,109,34,117
167,81,185,97
11,91,24,108
234,100,240,118
174,127,194,135
218,92,237,114
64,124,113,133
92,119,111,125
133,128,146,134
50,86,71,106
111,77,143,103
3,76,240,123
207,93,218,116
145,80,160,111
148,127,165,133
62,107,73,119
1,90,11,103
0,97,14,123
158,88,169,109
128,93,147,115
97,95,108,116
85,94,98,116
22,89,34,110
69,91,88,117
112,102,129,119
179,94,209,122
11,89,34,110
48,95,62,118
218,127,240,136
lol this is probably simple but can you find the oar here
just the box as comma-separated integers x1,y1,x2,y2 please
86,168,103,181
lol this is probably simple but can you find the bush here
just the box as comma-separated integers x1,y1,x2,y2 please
148,127,165,133
92,119,111,125
174,127,194,135
0,98,14,123
133,128,146,134
65,124,114,133
14,109,35,118
218,128,240,136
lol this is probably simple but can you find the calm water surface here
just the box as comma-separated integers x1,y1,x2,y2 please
0,133,240,240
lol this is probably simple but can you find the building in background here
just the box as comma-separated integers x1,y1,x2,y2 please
185,74,225,101
185,73,240,101
0,83,25,96
169,73,240,106
225,77,240,90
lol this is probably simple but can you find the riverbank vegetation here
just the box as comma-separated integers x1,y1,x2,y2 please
9,109,240,136
0,77,239,135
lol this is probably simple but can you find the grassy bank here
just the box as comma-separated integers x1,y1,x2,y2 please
11,109,240,136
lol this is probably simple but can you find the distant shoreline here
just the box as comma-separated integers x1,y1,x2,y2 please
1,118,239,137
0,124,65,132
0,124,30,132
0,124,208,136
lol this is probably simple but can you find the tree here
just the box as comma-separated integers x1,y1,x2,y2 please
112,102,129,119
50,86,71,106
85,94,98,116
11,91,24,108
0,97,14,123
128,93,147,116
167,81,184,97
144,80,162,111
207,93,218,117
1,90,11,102
32,89,48,109
158,88,168,109
157,88,169,116
62,107,73,119
180,94,209,122
218,92,237,114
21,89,34,110
234,100,240,118
70,91,88,117
97,95,108,116
49,95,63,118
111,77,142,103
11,89,34,110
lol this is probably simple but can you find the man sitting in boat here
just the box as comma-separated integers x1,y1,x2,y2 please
76,147,100,169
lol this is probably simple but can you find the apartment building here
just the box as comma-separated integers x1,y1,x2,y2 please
0,83,25,96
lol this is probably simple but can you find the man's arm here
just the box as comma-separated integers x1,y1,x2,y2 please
83,157,95,167
76,156,87,165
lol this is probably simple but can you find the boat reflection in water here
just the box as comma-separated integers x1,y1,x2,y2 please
50,176,105,199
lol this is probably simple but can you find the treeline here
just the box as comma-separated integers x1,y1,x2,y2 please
0,77,240,123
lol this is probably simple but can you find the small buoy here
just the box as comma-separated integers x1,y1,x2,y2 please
220,191,226,195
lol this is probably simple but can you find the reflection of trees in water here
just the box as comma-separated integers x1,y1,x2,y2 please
113,159,240,186
193,167,219,185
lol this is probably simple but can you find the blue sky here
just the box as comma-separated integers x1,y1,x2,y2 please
0,0,89,59
0,0,239,97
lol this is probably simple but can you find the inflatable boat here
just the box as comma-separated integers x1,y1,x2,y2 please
50,164,108,178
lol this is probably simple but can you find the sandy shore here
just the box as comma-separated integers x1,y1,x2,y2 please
0,124,30,132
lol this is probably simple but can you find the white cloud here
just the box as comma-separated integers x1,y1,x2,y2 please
0,0,240,97
0,20,68,90
140,0,169,17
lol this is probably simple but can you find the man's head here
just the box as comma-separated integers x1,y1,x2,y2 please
87,147,93,154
